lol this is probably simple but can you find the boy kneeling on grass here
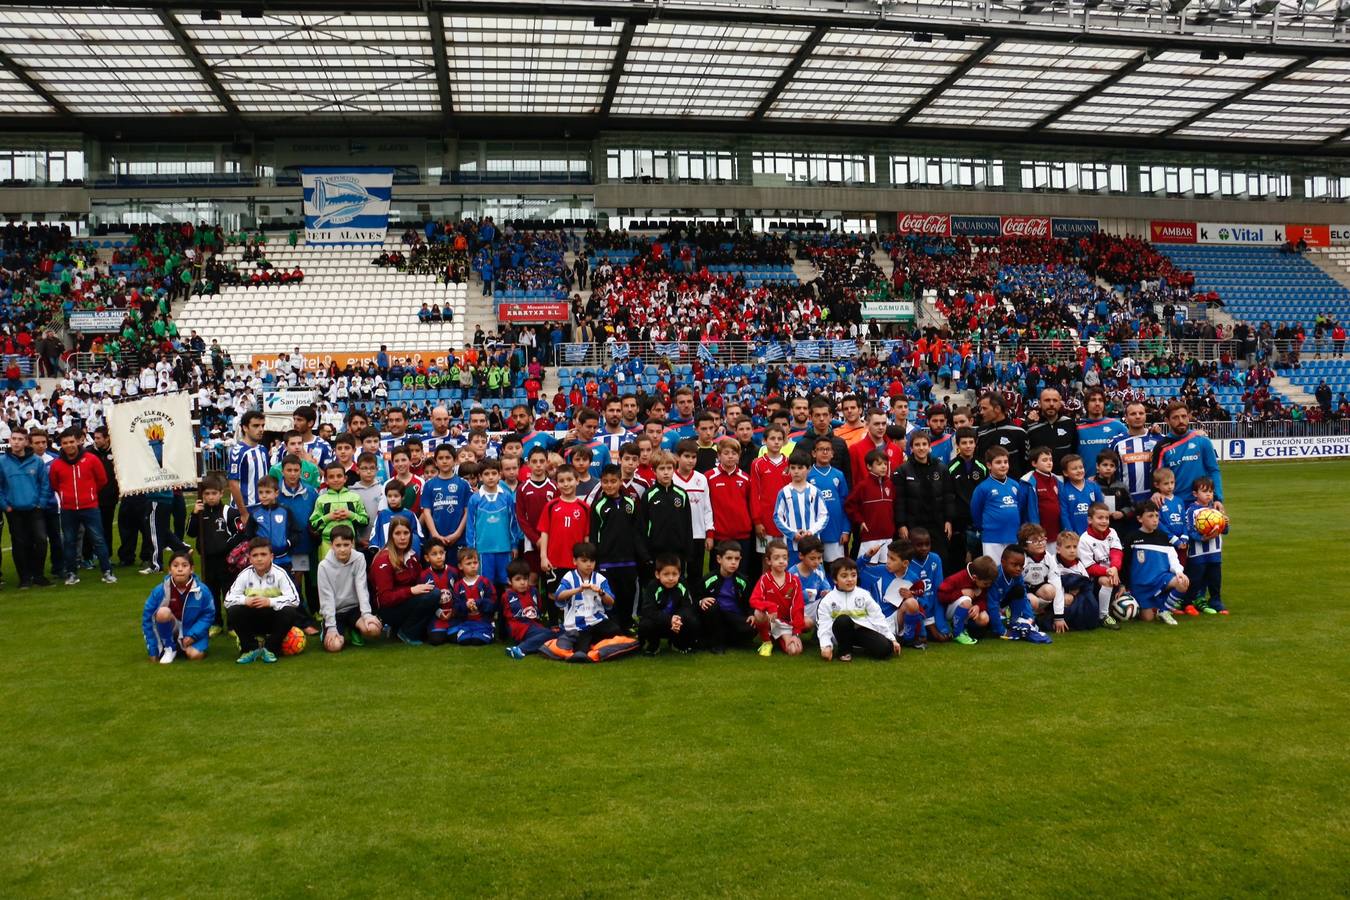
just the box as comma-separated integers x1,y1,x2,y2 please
225,537,303,664
141,551,214,664
815,557,901,662
317,525,382,652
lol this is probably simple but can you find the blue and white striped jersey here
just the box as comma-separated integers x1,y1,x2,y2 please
1112,432,1161,501
227,441,270,508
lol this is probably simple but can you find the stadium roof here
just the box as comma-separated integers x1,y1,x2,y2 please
3,0,1350,155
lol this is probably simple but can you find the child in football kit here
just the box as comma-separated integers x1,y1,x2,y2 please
1152,468,1189,556
1051,531,1098,633
1078,503,1126,631
1058,454,1104,537
537,467,590,625
187,475,243,630
906,527,949,642
772,452,828,565
464,459,521,591
969,446,1037,562
697,540,756,653
872,539,928,649
225,538,304,664
816,557,901,662
748,540,806,657
792,535,832,628
503,560,559,658
637,555,700,655
1182,477,1229,615
937,556,997,645
1018,523,1060,622
431,546,497,645
554,542,621,654
589,464,647,632
141,551,214,664
1125,502,1190,626
986,545,1051,643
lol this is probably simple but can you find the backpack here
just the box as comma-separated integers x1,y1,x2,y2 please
540,634,639,664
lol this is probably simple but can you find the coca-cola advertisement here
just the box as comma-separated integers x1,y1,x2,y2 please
895,212,951,236
1150,220,1197,244
999,216,1051,238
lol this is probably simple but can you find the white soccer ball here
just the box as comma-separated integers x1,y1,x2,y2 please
1111,593,1140,621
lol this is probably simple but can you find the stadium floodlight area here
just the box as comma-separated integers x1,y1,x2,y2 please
0,0,1347,152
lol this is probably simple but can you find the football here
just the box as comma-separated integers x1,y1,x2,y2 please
1195,508,1229,540
280,627,308,656
1111,593,1140,621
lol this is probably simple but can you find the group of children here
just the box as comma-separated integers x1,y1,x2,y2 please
142,413,1230,665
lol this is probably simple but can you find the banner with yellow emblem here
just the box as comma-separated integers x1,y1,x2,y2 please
107,393,198,495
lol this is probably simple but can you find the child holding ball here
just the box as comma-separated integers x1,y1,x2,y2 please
141,551,215,664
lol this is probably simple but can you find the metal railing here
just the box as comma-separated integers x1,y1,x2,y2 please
1193,419,1350,441
553,337,1242,368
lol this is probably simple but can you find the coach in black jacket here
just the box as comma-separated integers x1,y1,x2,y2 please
1025,388,1079,470
892,432,951,562
975,393,1030,477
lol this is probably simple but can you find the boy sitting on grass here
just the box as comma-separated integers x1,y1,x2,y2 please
317,525,382,652
141,551,214,664
816,557,901,662
225,538,303,665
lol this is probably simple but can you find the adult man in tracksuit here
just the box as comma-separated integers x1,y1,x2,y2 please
0,430,52,588
47,428,117,585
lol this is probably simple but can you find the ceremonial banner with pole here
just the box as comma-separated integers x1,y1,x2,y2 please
107,393,198,495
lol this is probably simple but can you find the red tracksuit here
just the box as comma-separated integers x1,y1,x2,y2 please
748,571,805,640
849,435,904,487
844,473,896,544
749,454,791,537
938,565,990,613
706,465,753,541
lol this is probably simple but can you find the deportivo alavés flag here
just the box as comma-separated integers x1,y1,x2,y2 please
300,167,393,245
108,393,198,495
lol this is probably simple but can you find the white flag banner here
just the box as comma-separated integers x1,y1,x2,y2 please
108,393,198,495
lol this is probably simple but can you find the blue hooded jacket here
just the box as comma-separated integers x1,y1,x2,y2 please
141,575,215,657
0,449,53,511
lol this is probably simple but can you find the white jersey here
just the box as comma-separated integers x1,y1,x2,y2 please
1077,527,1123,574
673,470,714,538
1022,552,1064,612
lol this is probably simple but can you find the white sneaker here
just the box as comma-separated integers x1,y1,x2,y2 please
159,647,177,665
1159,611,1179,626
64,573,80,586
138,566,159,576
101,571,118,584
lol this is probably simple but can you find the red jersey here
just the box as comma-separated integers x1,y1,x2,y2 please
938,564,990,612
706,465,753,541
843,473,896,542
1024,471,1061,542
538,497,590,569
749,454,791,536
849,435,904,486
503,586,545,640
515,477,558,550
748,571,805,634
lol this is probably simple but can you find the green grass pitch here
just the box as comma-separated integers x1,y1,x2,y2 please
2,460,1348,897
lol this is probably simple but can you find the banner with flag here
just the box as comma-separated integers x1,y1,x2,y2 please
609,341,630,361
564,344,590,364
107,393,197,495
654,341,685,358
760,342,787,362
794,340,821,360
831,339,859,359
300,166,393,245
698,342,717,365
882,339,904,358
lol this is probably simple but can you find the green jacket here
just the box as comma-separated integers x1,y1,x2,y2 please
310,487,370,544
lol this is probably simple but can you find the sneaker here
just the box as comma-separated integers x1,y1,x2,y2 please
1182,604,1201,617
1218,609,1230,616
1100,615,1121,631
908,638,927,650
80,558,95,570
1210,600,1228,614
1159,611,1179,626
101,571,117,584
138,565,160,576
505,646,526,659
953,631,978,646
208,624,223,637
1025,629,1053,645
19,580,32,590
757,641,773,657
158,647,177,664
236,648,262,665
397,631,423,647
1201,605,1218,616
349,629,365,647
33,576,52,587
837,653,852,662
63,573,80,586
259,649,278,664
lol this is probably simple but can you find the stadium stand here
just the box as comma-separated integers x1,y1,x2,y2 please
1157,245,1350,331
175,237,467,359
